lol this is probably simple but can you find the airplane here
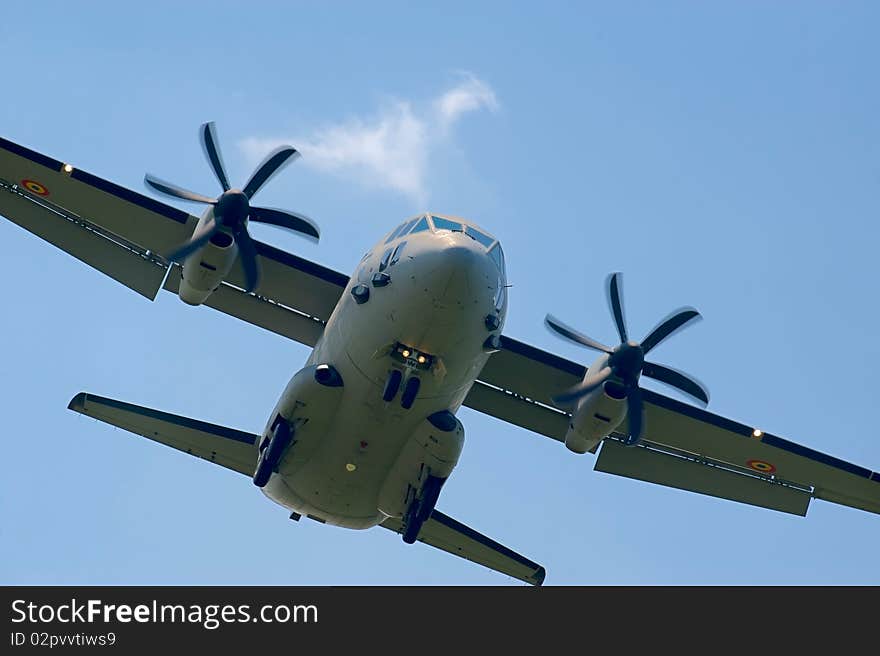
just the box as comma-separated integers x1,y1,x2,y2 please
1,122,878,586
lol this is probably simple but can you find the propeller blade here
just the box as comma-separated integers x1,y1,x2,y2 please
250,206,320,242
243,146,300,199
640,307,701,355
551,366,613,406
200,122,231,192
235,229,261,293
167,219,219,262
623,386,643,446
606,272,628,343
642,361,709,406
545,315,613,354
144,174,216,205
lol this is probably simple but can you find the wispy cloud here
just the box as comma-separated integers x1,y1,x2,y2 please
239,74,498,205
434,76,499,133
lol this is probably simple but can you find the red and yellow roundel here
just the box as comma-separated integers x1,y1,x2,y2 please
21,179,49,196
747,459,776,474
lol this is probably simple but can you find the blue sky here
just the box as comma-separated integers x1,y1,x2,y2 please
1,2,879,585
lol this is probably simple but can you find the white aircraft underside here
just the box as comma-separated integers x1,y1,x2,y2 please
2,124,879,586
263,226,501,528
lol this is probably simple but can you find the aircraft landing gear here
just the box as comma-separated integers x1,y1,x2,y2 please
253,417,294,488
400,375,420,410
382,370,420,408
383,369,403,402
402,474,446,544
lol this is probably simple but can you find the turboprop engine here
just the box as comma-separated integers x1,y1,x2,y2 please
143,121,321,306
564,367,628,454
177,225,238,305
545,272,710,449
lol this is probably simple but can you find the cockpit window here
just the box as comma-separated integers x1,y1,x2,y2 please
385,217,418,243
489,243,505,273
409,216,430,234
384,225,403,244
390,240,407,266
466,226,495,249
379,247,393,271
494,277,507,311
431,216,463,232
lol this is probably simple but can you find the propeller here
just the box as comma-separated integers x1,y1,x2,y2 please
144,122,320,293
545,272,709,446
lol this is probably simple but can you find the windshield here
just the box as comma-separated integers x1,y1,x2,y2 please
385,217,419,243
466,226,495,249
431,216,463,233
489,243,505,272
431,216,497,251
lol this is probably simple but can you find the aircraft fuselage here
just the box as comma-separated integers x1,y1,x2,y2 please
259,217,507,528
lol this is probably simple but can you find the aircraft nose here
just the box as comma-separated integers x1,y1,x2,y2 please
420,239,489,300
440,243,484,278
402,235,501,369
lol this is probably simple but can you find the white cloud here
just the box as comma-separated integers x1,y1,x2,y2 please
239,75,498,205
434,75,499,133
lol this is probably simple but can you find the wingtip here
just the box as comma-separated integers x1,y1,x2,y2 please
531,566,547,586
67,392,88,412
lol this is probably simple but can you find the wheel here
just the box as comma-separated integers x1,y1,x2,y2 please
383,369,403,402
264,420,292,468
400,375,421,409
417,475,445,523
252,450,273,488
402,505,423,544
253,420,293,488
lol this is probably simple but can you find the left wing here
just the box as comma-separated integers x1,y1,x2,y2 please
464,336,880,517
381,510,545,586
465,335,578,443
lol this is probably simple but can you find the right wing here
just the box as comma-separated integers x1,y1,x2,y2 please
381,510,545,586
0,134,347,344
0,136,196,300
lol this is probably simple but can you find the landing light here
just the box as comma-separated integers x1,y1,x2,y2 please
393,342,434,370
753,429,763,438
62,163,74,174
345,463,357,472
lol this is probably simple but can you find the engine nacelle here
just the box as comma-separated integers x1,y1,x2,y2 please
178,229,238,305
564,380,627,454
378,411,465,517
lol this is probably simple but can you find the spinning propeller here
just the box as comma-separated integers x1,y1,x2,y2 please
145,122,320,293
545,272,709,446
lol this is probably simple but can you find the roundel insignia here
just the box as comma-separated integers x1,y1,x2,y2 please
747,459,776,474
21,179,49,196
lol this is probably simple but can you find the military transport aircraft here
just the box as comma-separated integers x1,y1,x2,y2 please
1,123,878,585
